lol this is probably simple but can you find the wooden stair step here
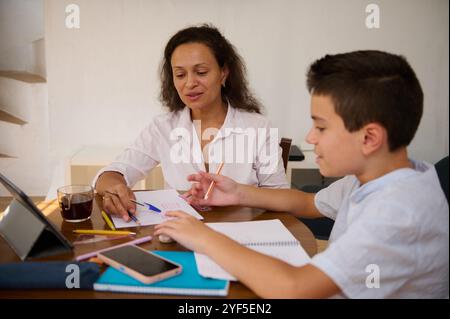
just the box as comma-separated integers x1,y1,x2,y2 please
0,153,17,158
0,70,46,83
0,109,27,125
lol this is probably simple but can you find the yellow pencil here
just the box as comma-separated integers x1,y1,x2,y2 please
73,229,136,236
101,210,116,230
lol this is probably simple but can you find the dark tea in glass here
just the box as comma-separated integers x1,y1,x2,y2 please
57,185,94,222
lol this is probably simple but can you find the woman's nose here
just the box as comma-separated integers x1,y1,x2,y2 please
186,73,198,88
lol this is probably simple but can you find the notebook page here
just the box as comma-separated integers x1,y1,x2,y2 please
195,219,311,281
207,219,299,244
111,189,203,228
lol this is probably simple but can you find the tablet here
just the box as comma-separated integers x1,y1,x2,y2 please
0,172,73,260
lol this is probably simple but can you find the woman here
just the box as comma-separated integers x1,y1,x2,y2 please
94,24,288,221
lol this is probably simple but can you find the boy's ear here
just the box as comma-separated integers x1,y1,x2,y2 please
361,123,386,155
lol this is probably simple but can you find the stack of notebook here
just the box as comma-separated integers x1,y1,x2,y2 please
94,250,229,297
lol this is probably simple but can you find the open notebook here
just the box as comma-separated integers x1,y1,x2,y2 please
195,219,311,281
94,251,229,296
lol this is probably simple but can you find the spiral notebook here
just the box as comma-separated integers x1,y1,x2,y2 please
94,251,229,296
195,219,311,281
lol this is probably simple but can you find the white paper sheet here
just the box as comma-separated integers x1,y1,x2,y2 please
194,219,311,281
110,189,203,228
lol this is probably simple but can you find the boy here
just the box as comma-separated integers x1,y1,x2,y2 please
154,51,449,298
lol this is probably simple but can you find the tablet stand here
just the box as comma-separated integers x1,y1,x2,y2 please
0,199,72,260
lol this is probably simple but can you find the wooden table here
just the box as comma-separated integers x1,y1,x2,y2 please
0,196,317,299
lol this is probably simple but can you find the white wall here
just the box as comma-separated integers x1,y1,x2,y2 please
0,0,45,76
41,0,449,194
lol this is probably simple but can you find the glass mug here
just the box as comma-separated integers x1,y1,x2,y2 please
57,185,94,222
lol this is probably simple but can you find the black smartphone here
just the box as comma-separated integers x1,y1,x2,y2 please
97,245,182,284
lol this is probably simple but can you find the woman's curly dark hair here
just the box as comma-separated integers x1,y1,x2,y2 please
160,24,262,113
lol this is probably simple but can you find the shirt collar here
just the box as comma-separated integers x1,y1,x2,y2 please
350,159,432,203
175,103,246,141
175,106,193,131
217,103,247,139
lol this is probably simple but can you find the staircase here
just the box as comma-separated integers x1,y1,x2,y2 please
0,70,51,196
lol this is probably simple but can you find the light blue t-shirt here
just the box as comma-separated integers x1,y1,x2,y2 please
311,160,449,298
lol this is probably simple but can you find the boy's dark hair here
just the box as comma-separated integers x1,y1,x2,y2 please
160,24,261,114
306,50,423,151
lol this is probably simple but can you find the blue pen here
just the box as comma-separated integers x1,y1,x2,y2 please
127,211,140,224
104,191,142,224
144,202,162,213
131,199,161,213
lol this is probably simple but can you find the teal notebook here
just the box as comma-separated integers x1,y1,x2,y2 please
93,251,229,296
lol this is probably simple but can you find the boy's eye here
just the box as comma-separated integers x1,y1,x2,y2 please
316,127,325,132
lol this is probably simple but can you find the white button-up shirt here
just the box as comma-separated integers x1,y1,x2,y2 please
93,105,289,190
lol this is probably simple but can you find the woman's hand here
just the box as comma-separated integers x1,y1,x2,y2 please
185,171,242,207
154,211,217,253
102,184,137,222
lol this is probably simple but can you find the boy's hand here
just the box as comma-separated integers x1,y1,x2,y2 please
101,184,137,222
154,211,215,253
186,171,241,207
